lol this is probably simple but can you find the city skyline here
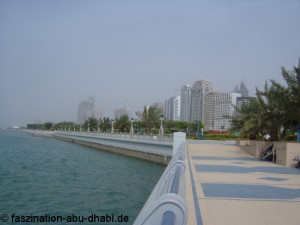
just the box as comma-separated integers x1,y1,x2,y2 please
1,0,299,127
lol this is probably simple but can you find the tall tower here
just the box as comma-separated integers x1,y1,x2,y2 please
214,92,241,130
77,97,95,123
190,80,213,122
233,81,249,97
203,92,219,130
180,84,192,122
239,81,249,97
164,96,181,121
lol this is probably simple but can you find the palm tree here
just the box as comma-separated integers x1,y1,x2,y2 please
231,58,300,141
277,63,300,131
230,99,263,140
136,106,160,133
84,118,98,132
99,117,111,132
115,114,130,133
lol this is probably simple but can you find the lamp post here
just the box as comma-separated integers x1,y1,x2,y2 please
159,115,164,141
111,120,115,134
80,124,82,132
73,125,76,132
98,122,100,133
88,123,90,132
196,120,200,139
130,118,134,136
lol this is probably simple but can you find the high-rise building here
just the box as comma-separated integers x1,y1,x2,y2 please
164,96,181,121
77,97,95,123
152,102,164,115
190,80,213,122
213,92,241,130
236,96,256,114
114,107,130,119
203,92,219,130
180,84,192,122
233,81,249,97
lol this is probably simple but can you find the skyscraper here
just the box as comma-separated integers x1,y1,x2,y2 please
190,80,213,122
213,92,241,130
114,107,130,119
180,84,192,122
77,97,95,123
164,96,181,121
203,92,219,130
233,81,249,97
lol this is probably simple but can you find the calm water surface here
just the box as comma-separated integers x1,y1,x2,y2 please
0,130,165,224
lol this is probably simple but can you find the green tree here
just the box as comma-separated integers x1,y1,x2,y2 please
54,121,75,130
191,120,204,135
163,120,192,133
99,117,111,132
115,114,130,132
136,106,160,133
44,122,53,130
230,99,265,140
231,59,300,141
27,123,43,130
84,118,98,132
273,63,300,131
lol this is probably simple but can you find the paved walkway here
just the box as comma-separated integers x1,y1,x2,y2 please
185,142,300,225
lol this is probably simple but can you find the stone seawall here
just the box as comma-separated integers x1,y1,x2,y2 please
55,135,171,165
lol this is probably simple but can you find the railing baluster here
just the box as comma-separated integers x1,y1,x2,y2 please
161,211,175,225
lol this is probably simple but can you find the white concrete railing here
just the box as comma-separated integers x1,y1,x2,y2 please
54,131,173,158
55,130,173,143
133,132,187,225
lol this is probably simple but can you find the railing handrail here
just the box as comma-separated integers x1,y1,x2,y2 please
54,130,173,143
133,132,187,225
170,166,181,194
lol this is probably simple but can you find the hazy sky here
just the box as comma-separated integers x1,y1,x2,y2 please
0,0,299,127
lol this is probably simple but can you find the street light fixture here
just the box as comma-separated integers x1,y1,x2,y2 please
196,120,200,139
158,115,164,141
130,118,134,136
111,120,115,134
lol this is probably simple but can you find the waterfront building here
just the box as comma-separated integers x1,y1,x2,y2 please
203,92,220,130
164,96,181,121
190,80,213,122
233,81,249,97
180,84,192,122
114,107,130,119
213,92,241,130
77,97,95,123
152,102,164,115
236,96,256,114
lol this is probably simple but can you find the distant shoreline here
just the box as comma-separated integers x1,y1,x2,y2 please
23,129,54,137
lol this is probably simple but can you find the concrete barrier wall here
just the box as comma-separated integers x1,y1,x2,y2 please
134,132,187,225
236,140,272,158
54,131,173,165
54,131,188,224
237,140,300,167
274,142,300,167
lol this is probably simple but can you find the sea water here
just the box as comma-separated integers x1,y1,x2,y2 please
0,130,165,224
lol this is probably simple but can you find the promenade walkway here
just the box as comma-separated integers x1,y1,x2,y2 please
185,142,300,225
